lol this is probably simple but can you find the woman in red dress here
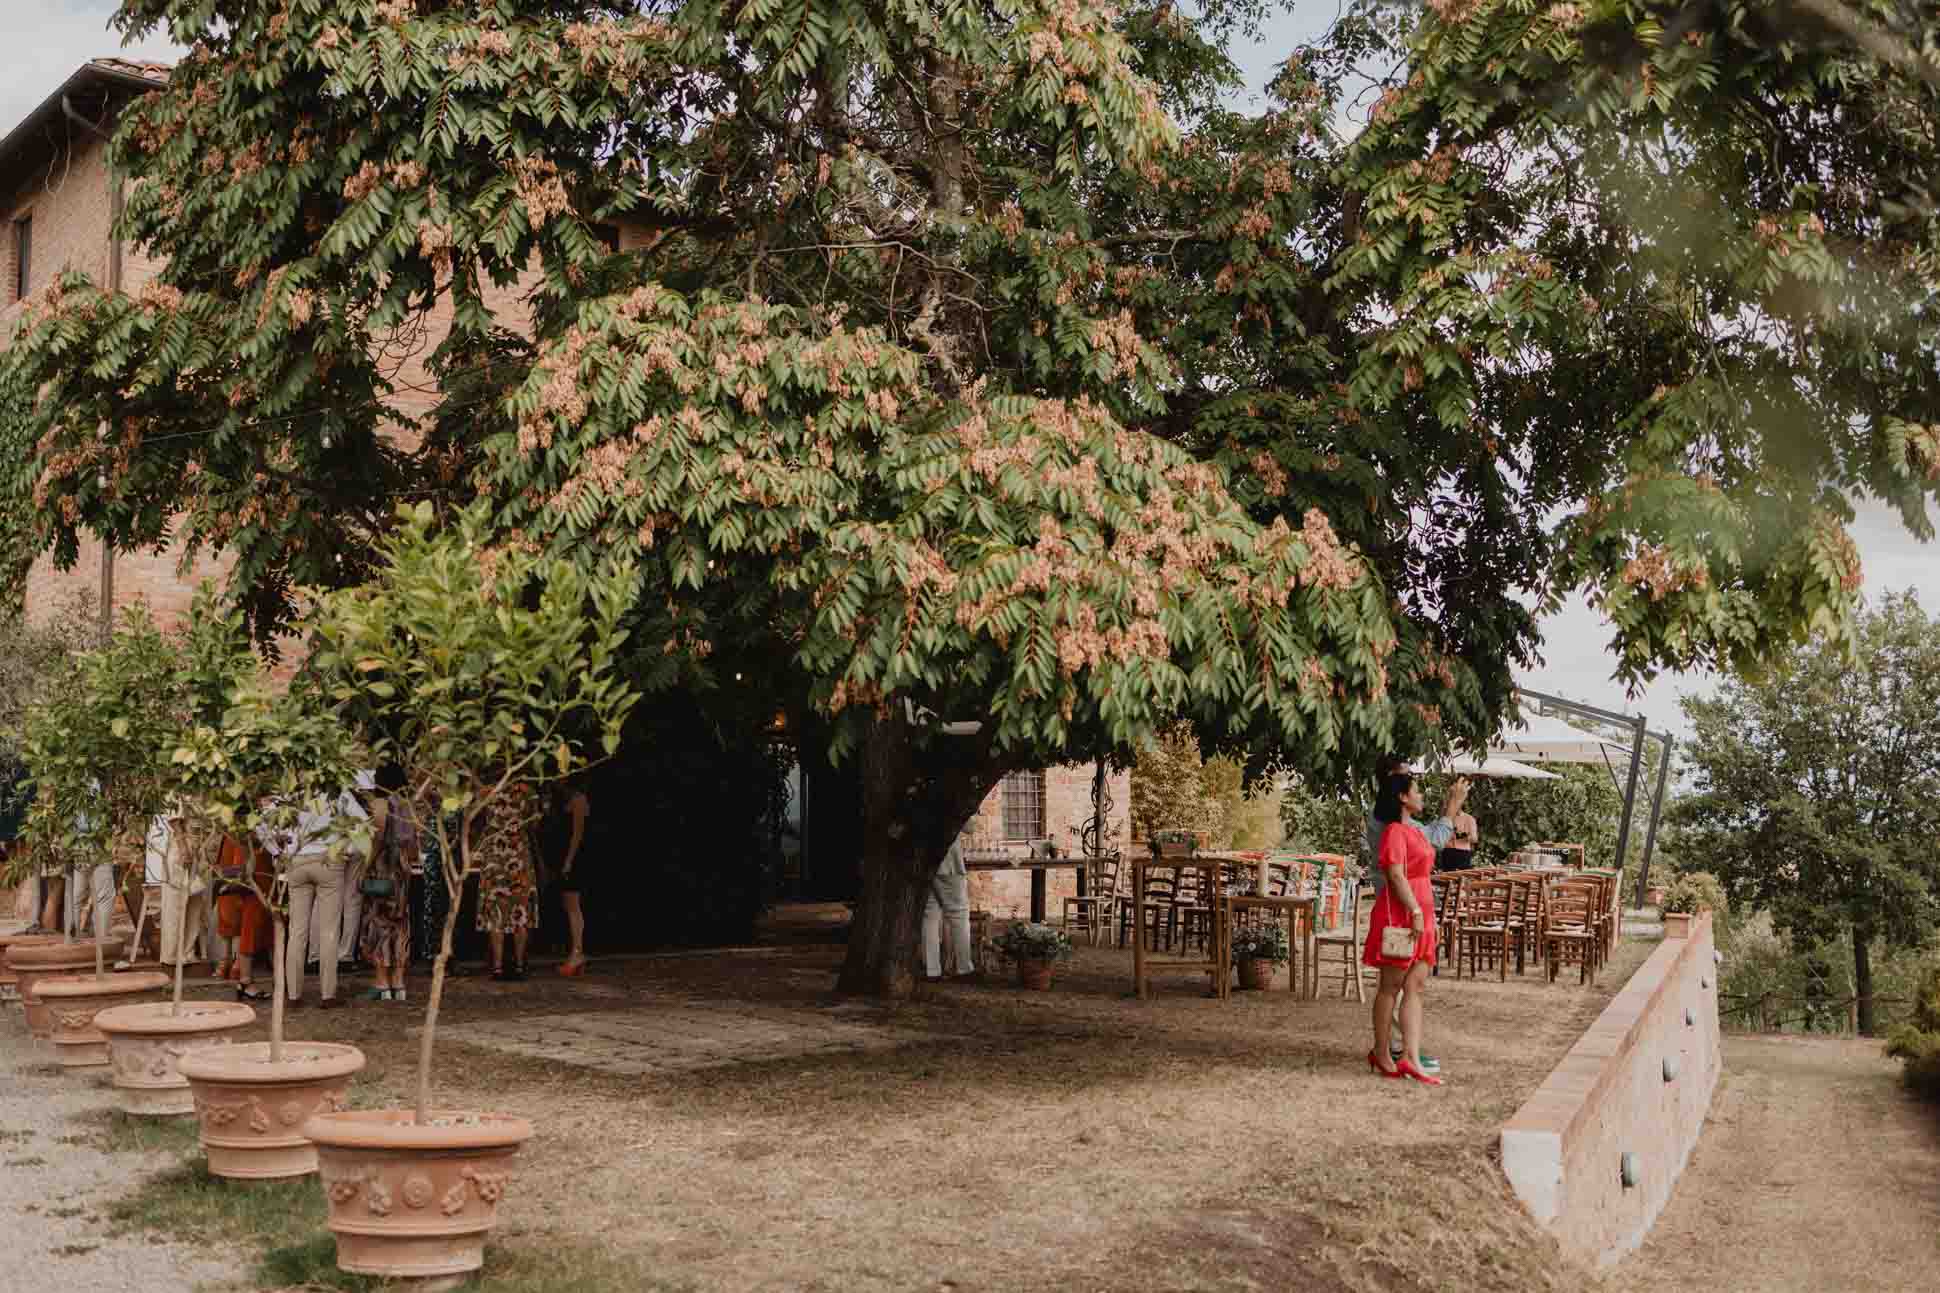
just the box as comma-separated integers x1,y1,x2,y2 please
1362,772,1443,1085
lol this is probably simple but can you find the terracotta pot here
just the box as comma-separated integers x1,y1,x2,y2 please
1663,912,1694,939
9,937,129,1038
305,1109,534,1288
0,932,61,1008
1236,957,1276,991
178,1041,367,1179
95,1000,257,1115
36,971,172,1068
1015,957,1055,991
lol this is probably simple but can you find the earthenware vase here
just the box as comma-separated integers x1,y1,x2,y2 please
1015,957,1054,990
95,999,257,1115
8,937,128,1038
305,1108,533,1290
35,970,172,1067
177,1041,366,1179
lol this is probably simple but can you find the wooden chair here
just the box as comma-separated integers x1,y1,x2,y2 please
1544,887,1599,984
1174,865,1213,954
1119,866,1177,950
1456,879,1514,981
1060,853,1122,947
1504,874,1546,975
1312,870,1367,1001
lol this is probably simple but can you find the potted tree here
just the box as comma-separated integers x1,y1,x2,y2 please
298,504,638,1285
95,587,261,1114
173,676,370,1177
12,606,181,1061
995,921,1073,990
1230,923,1290,990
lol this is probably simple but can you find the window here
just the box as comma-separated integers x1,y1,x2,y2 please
1001,771,1045,841
13,216,29,302
591,222,620,253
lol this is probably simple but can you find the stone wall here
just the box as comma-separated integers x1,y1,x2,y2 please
1499,914,1723,1267
962,764,1130,919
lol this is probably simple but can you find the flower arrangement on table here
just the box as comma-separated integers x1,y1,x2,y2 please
993,921,1073,964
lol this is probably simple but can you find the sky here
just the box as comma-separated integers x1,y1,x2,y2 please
5,1,1937,743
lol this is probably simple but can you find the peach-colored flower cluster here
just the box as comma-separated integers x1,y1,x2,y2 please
137,281,185,314
1085,309,1147,379
343,161,384,201
1250,451,1288,498
1619,543,1707,601
512,155,573,230
1053,603,1169,675
1294,508,1358,592
1905,424,1940,482
519,329,591,453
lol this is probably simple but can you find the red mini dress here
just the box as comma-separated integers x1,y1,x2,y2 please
1362,820,1438,969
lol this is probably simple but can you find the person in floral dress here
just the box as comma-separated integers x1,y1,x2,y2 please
472,783,539,981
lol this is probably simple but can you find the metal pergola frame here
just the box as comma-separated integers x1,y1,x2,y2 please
1514,688,1673,908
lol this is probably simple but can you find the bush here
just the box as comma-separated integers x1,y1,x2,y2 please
1663,871,1728,919
1884,964,1940,1102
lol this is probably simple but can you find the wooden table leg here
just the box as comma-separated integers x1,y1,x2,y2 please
1306,902,1319,1000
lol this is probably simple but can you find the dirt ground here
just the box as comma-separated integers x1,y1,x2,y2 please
191,916,1659,1293
1624,1034,1940,1292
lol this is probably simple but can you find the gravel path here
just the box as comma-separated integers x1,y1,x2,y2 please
0,1010,241,1293
1625,1034,1940,1291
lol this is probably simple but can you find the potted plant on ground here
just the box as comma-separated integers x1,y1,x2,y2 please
12,604,183,1058
299,503,638,1285
995,921,1073,990
173,673,371,1177
1230,922,1289,990
96,586,261,1114
1660,872,1726,940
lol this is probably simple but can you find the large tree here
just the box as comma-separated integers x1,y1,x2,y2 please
1672,592,1940,1035
3,0,1938,993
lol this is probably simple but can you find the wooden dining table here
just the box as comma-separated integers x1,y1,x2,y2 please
961,851,1092,924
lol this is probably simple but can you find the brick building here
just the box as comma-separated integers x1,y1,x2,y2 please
0,58,224,631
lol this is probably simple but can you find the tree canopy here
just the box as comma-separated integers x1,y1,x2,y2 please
5,0,1940,992
1671,591,1940,1034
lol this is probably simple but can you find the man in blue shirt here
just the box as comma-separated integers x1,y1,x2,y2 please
1364,758,1470,1074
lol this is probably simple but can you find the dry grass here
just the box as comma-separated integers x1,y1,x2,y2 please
109,929,1650,1292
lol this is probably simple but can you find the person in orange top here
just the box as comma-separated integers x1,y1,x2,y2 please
1362,771,1443,1086
213,835,274,1001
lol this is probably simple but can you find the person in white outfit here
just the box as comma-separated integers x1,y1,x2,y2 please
921,840,977,981
153,814,210,968
270,785,369,1010
308,772,378,971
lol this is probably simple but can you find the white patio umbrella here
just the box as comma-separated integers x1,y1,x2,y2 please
1404,754,1561,781
1487,710,1630,766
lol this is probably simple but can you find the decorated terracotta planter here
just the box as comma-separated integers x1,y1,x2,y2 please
9,937,129,1038
36,971,172,1068
1663,912,1694,939
0,932,61,1009
95,1000,257,1115
305,1109,533,1289
1235,958,1276,991
1014,957,1055,991
177,1041,366,1179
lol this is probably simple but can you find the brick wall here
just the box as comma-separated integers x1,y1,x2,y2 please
1499,914,1723,1267
962,764,1131,918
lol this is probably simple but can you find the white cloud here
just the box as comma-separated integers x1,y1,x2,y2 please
0,3,182,132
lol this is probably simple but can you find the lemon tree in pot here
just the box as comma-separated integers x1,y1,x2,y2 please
300,504,639,1285
172,670,371,1177
13,605,184,1058
96,588,263,1115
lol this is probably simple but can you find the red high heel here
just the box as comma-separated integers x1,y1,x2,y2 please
1397,1058,1444,1087
1368,1051,1403,1079
558,957,587,978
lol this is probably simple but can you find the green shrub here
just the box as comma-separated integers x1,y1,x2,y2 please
1663,871,1728,919
1884,964,1940,1102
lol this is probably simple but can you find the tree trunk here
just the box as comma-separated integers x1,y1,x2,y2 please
834,714,1001,998
1852,925,1875,1037
270,914,287,1062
